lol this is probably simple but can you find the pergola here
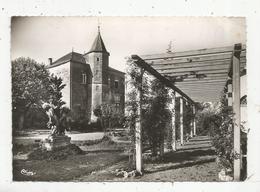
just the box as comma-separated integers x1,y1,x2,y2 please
130,43,246,181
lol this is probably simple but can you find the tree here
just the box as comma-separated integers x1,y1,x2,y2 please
48,75,66,111
93,103,123,133
196,90,236,173
124,58,150,165
12,57,66,130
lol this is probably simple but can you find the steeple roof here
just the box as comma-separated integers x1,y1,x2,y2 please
87,28,109,54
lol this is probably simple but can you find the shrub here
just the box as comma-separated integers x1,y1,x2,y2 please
28,144,84,160
202,90,248,179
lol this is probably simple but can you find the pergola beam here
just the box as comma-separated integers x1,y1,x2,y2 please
165,73,228,80
158,65,230,74
178,89,224,93
176,83,226,88
168,73,228,77
183,92,222,96
152,59,231,69
177,86,225,90
178,86,225,90
183,86,224,88
162,69,228,76
150,57,246,67
173,77,228,83
191,96,221,100
177,82,226,85
142,45,246,61
185,96,222,100
188,92,223,96
165,71,228,77
148,53,232,66
152,60,246,71
131,55,195,104
175,79,226,84
169,79,227,84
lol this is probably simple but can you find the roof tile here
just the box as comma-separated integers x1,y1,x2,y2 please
48,51,86,68
87,31,108,54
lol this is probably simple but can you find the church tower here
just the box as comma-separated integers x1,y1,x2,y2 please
83,27,110,120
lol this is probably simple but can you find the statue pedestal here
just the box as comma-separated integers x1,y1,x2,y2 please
42,135,71,151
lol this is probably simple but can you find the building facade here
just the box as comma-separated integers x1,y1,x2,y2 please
47,29,125,123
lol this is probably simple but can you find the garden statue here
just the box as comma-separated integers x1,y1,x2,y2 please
41,99,72,151
42,100,71,136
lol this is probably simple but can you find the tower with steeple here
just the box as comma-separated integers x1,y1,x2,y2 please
83,27,110,119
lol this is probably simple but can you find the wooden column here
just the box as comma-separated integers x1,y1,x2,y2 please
193,105,196,136
180,97,184,145
159,134,164,156
169,89,177,151
232,44,242,181
227,78,233,107
135,69,144,174
190,104,194,138
190,121,193,138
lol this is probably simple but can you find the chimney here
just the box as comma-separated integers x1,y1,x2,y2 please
48,58,52,65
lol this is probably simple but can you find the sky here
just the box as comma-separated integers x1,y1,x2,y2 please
11,17,246,72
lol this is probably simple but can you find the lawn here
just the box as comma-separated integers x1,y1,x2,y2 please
73,159,220,182
13,134,219,182
13,151,127,181
12,136,129,181
74,147,220,182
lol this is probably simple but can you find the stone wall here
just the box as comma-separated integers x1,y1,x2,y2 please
107,69,125,115
71,61,92,121
84,52,110,117
86,52,109,84
48,62,71,108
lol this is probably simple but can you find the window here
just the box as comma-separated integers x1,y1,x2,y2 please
108,78,111,86
115,95,120,103
114,80,119,89
115,103,120,110
97,57,99,61
82,73,87,84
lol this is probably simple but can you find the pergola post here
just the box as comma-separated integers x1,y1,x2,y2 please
190,121,193,138
180,97,184,145
232,44,242,181
169,89,177,151
190,104,194,138
193,105,196,136
135,69,144,174
227,78,233,107
159,133,164,156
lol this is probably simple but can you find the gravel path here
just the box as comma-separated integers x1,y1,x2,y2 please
75,135,219,182
74,160,219,182
133,161,220,182
14,132,105,145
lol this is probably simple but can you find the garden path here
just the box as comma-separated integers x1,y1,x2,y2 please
75,135,219,181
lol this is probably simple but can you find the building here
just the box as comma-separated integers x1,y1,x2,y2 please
47,28,125,124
